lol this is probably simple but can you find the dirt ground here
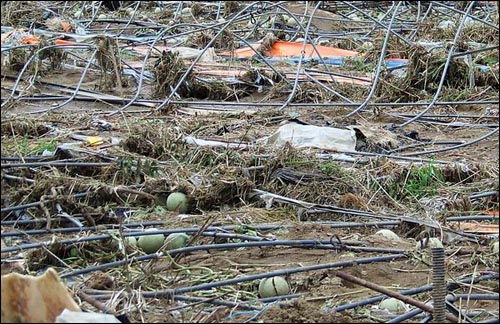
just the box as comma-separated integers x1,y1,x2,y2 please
1,1,499,323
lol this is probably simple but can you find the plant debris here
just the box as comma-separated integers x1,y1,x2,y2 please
1,1,498,323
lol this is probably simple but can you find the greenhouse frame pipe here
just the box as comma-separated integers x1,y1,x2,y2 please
1,44,93,108
153,1,270,112
341,1,411,45
344,1,402,118
27,50,99,114
388,307,425,323
394,118,499,129
1,192,89,214
401,127,499,157
173,100,500,107
446,293,499,302
389,141,465,153
0,221,165,237
8,94,497,108
446,216,499,222
469,191,498,200
139,254,406,298
388,113,499,120
277,1,333,111
116,1,141,37
0,161,113,168
451,45,500,58
107,15,290,117
398,1,476,127
331,273,499,312
1,156,45,161
430,1,499,30
56,241,404,278
390,116,499,128
0,230,372,254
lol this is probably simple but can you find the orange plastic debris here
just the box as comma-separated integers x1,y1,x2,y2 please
19,35,40,45
61,21,72,33
226,40,359,59
482,210,499,216
267,40,359,58
54,39,78,46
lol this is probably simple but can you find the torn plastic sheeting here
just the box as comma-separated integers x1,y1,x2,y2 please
264,56,409,69
282,72,371,85
316,153,359,163
224,40,359,59
169,47,219,62
224,40,408,69
194,68,371,86
458,223,499,234
264,56,347,66
258,123,357,152
184,136,249,149
386,58,409,68
55,309,121,323
1,29,39,45
130,46,219,62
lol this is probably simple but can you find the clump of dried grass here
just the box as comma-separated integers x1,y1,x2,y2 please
186,30,235,50
224,1,240,18
0,1,45,27
152,50,192,99
94,35,127,92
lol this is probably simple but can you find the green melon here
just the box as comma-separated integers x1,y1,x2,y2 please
379,298,405,313
492,241,499,254
375,229,401,241
416,237,443,250
165,233,190,250
258,276,290,298
125,236,137,247
137,229,165,253
166,192,189,213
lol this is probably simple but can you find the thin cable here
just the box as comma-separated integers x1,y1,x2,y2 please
345,1,402,118
401,127,498,156
398,1,477,127
278,1,324,111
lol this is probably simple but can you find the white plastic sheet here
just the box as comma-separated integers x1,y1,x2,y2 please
258,123,357,152
55,309,121,323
